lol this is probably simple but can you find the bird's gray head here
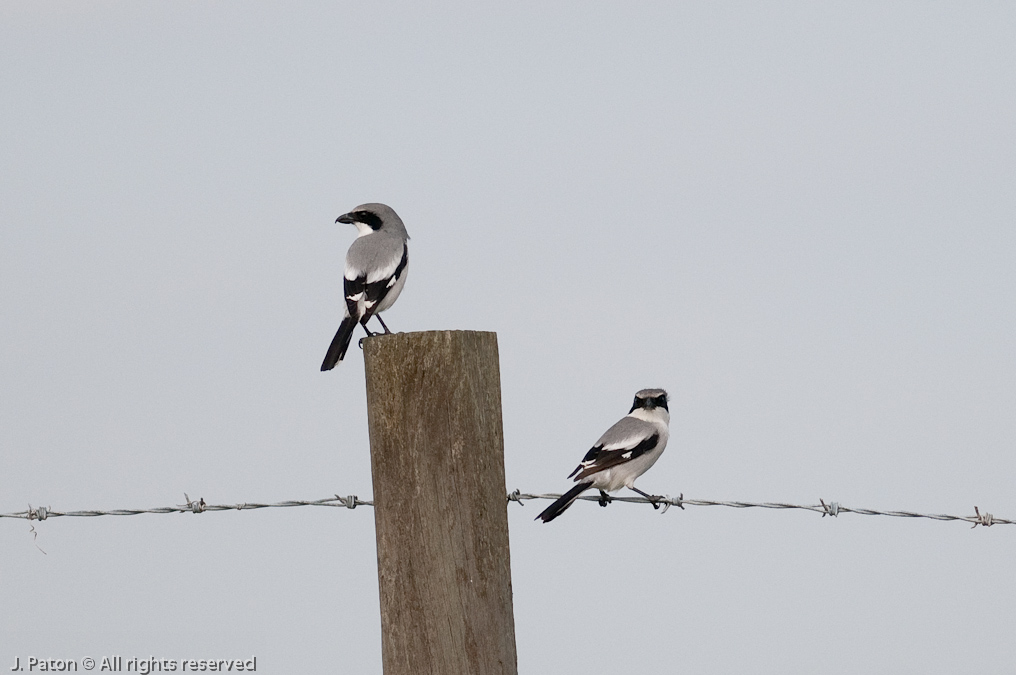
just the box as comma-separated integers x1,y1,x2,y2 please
335,203,410,239
630,388,669,413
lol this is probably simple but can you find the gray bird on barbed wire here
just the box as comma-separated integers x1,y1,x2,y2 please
321,203,410,371
537,388,671,523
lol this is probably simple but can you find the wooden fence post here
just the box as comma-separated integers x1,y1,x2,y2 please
363,330,518,675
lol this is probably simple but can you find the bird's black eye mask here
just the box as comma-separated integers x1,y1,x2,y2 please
630,395,669,412
354,211,384,230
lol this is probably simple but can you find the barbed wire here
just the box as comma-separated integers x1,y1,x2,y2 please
508,491,1009,528
0,491,1009,529
1,494,370,521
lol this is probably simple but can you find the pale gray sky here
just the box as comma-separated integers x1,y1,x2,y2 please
2,3,1015,673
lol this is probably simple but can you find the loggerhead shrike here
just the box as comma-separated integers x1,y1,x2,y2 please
537,388,670,523
320,203,410,371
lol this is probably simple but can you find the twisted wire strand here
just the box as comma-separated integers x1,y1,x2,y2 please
1,491,1008,528
1,495,370,521
506,491,1009,528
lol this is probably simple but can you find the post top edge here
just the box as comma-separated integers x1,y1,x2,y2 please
365,329,497,340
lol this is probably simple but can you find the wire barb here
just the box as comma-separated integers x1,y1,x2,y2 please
180,494,206,514
972,506,994,529
659,493,684,514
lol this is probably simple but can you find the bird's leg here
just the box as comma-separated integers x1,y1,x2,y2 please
630,486,663,510
374,314,393,335
357,316,376,349
598,490,613,507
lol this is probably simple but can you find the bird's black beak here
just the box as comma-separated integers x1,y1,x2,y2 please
336,212,356,224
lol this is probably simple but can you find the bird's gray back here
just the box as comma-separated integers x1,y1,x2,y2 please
595,415,656,448
346,230,406,276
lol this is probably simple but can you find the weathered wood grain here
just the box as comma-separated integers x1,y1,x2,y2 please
363,330,518,675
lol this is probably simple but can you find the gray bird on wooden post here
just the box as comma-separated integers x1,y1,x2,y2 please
537,389,670,523
321,203,410,371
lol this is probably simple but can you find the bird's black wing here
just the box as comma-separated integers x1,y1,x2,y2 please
568,433,660,481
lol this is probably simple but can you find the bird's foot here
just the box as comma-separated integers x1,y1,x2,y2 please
630,487,665,510
657,493,684,514
598,490,613,507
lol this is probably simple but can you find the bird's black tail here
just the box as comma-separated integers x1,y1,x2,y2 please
321,314,359,371
536,481,594,523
